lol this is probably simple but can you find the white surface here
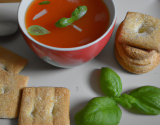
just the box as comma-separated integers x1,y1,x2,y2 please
0,0,160,125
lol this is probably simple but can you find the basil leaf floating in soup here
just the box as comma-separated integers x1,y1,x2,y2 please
74,97,122,125
28,25,50,35
39,1,50,5
55,18,74,28
71,5,88,21
55,5,87,28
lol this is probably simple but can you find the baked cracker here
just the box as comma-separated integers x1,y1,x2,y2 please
18,87,70,125
0,69,29,118
118,12,160,53
0,46,28,74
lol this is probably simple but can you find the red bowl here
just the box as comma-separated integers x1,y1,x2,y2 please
18,0,116,68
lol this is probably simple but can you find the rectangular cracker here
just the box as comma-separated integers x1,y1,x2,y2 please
118,12,160,52
0,69,29,118
0,46,28,74
18,87,70,125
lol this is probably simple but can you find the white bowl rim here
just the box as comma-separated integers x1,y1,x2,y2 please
18,0,117,51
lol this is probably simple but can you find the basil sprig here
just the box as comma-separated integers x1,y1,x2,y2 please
55,5,87,28
75,67,160,125
100,67,160,115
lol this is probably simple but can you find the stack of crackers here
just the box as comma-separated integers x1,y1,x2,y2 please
115,12,160,74
0,46,70,125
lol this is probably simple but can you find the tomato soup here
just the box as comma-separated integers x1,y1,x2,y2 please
25,0,110,48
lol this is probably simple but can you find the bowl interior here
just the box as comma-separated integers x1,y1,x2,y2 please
18,0,116,51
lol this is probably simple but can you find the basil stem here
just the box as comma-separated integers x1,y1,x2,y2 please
114,94,136,109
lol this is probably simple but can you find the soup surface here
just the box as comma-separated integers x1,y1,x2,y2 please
25,0,110,48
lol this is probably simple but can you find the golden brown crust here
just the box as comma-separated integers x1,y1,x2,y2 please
18,87,70,125
118,12,160,53
0,46,28,74
0,69,29,118
115,16,160,74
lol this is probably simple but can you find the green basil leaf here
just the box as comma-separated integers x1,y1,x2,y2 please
129,86,160,115
28,25,50,35
39,1,50,5
55,5,87,28
114,94,136,108
100,67,122,97
55,18,74,28
71,5,87,21
74,97,122,125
